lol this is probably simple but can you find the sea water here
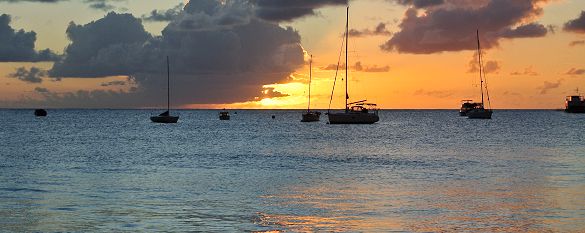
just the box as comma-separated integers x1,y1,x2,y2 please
0,110,584,232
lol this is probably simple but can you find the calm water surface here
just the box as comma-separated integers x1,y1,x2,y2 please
1,110,584,232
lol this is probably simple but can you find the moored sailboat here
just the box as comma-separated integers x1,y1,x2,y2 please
302,55,321,122
467,30,493,119
151,56,179,123
327,6,379,124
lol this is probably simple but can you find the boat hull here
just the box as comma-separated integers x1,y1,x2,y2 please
328,112,379,124
459,111,467,117
565,106,585,113
301,112,321,122
467,109,492,119
150,116,179,123
34,109,47,117
219,115,230,120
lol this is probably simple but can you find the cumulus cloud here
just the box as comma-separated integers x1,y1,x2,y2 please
39,0,305,108
142,3,184,22
349,22,392,37
566,68,585,75
0,14,60,62
253,0,348,22
381,0,550,54
564,11,585,33
8,67,47,83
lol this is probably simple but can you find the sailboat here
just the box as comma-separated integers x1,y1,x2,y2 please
327,6,379,124
467,30,493,119
151,56,179,123
302,55,321,122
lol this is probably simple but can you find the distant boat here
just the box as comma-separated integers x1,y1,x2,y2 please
151,56,179,123
467,30,493,119
459,100,480,116
34,109,47,117
302,55,321,122
327,6,379,124
219,111,230,120
565,89,585,113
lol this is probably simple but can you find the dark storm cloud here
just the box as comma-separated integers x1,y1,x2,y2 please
142,3,184,22
564,11,585,33
348,23,392,37
253,0,348,22
394,0,444,8
381,0,550,54
9,67,47,83
0,14,60,62
39,0,305,108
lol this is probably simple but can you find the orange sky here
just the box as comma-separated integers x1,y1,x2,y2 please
1,0,585,109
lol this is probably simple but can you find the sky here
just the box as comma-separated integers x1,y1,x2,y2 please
1,0,584,109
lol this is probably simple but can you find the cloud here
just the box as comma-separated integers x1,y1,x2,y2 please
510,66,538,76
564,11,585,33
381,0,550,54
142,3,184,22
569,40,585,47
467,52,500,74
34,87,49,93
0,0,126,11
538,80,562,94
38,1,305,108
253,0,348,22
394,0,445,8
321,62,390,72
100,80,126,87
8,67,47,83
349,22,392,37
566,68,585,75
0,14,60,62
413,89,453,98
260,87,289,98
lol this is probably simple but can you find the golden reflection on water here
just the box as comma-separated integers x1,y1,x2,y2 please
256,179,585,232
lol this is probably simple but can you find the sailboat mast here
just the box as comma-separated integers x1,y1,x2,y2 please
308,55,312,113
167,56,170,113
345,6,349,112
476,30,485,106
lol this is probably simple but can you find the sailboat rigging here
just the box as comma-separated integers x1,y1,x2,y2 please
466,30,493,119
301,55,321,122
151,56,179,123
327,6,379,124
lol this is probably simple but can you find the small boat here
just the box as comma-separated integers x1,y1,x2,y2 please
34,109,47,117
565,90,585,113
219,111,230,120
302,54,321,122
467,30,492,119
459,100,480,116
151,56,179,124
327,6,379,124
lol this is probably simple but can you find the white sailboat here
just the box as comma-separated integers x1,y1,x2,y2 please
328,6,379,124
302,55,321,122
467,30,493,119
151,56,179,123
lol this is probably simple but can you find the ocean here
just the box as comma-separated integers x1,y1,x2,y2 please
1,109,584,232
